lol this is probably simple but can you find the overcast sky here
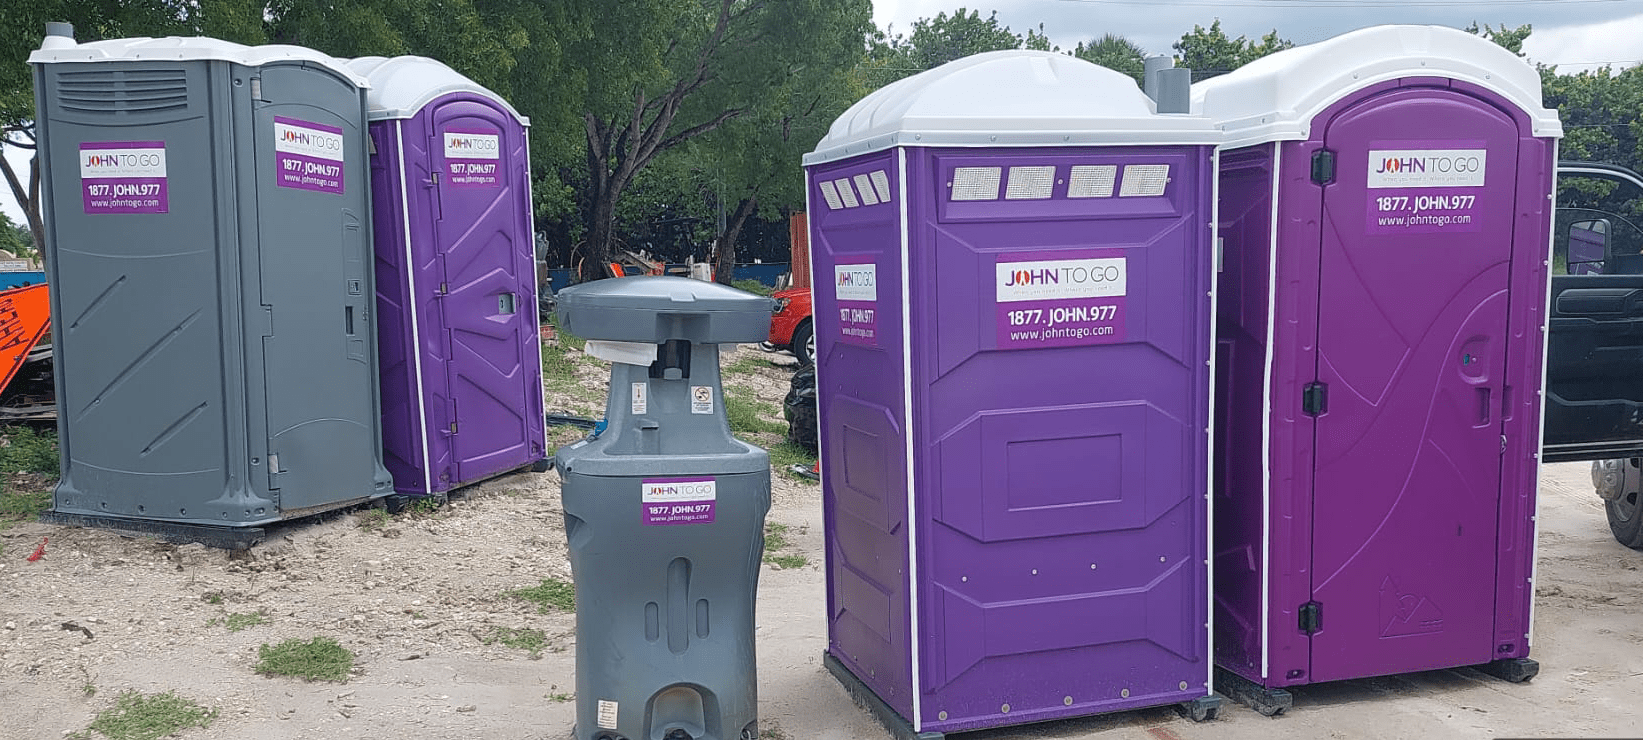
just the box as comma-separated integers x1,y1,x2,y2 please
7,1,1643,225
875,0,1643,71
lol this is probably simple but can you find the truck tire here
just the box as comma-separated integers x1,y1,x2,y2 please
1608,472,1643,549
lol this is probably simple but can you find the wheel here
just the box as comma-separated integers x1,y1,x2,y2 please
1607,459,1643,549
791,319,815,367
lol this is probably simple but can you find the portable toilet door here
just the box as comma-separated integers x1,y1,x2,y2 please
1195,25,1562,705
349,56,546,495
805,51,1223,734
30,28,393,539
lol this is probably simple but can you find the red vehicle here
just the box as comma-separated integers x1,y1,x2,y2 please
767,285,814,366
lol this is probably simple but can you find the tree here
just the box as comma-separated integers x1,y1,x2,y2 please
1172,20,1291,81
866,8,1037,87
1073,33,1148,84
567,0,870,282
1466,22,1532,56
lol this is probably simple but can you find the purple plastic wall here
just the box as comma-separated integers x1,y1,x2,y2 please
369,92,545,495
1213,78,1552,688
812,151,915,720
816,145,1215,733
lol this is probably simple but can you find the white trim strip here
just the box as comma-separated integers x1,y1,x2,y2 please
1204,147,1221,696
805,173,823,495
523,128,548,451
898,148,924,730
1529,141,1559,647
1261,144,1282,680
395,120,434,494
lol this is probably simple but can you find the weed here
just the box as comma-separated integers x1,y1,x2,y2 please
254,637,355,682
763,523,790,553
0,425,59,477
481,626,548,658
505,577,576,612
548,692,573,702
406,497,442,517
356,508,390,530
760,726,791,740
219,611,267,633
726,396,786,436
200,592,224,605
761,522,809,569
79,690,218,740
82,682,96,697
765,553,809,569
731,279,775,297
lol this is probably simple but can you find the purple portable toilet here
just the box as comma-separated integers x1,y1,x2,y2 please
804,51,1222,736
349,56,547,495
1195,25,1562,713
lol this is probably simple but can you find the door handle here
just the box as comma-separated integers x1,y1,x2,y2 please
345,306,356,336
1477,387,1492,426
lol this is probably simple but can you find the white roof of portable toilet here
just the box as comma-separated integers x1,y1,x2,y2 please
30,35,368,88
1192,24,1562,149
346,56,528,125
804,50,1221,165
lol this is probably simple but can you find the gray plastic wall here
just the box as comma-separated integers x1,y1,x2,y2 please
34,47,393,526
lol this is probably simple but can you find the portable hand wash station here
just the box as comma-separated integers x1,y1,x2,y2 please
554,276,775,740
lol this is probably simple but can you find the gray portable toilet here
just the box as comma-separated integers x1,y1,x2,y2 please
347,55,548,496
30,27,393,544
554,276,774,740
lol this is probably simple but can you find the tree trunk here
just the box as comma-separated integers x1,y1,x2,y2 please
713,195,757,284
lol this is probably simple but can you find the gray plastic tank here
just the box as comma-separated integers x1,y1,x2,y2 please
554,276,775,740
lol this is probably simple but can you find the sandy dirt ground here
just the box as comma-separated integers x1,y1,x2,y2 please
2,344,1642,739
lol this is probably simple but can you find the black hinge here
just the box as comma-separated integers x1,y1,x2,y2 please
1299,601,1323,635
1302,382,1328,416
1311,149,1336,185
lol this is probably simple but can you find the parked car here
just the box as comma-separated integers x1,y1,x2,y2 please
768,285,814,366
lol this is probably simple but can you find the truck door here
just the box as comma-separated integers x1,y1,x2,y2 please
1542,163,1643,464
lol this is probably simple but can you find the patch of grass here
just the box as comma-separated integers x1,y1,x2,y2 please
763,522,791,552
0,425,59,476
0,489,50,521
356,508,390,531
505,577,576,612
481,626,548,657
405,497,442,517
200,592,224,605
79,690,218,740
762,522,809,569
767,441,819,483
731,279,775,297
254,637,354,683
548,691,573,702
214,611,267,633
721,353,770,378
726,396,786,436
766,553,809,569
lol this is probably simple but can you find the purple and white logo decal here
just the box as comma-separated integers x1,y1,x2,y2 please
80,141,167,214
834,262,878,347
274,117,345,194
996,253,1127,349
443,129,502,188
641,477,717,525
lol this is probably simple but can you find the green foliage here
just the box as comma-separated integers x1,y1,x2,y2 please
1173,20,1292,81
0,490,49,521
725,396,786,435
481,626,548,657
79,690,218,740
0,212,31,258
506,577,576,612
1467,22,1532,56
1074,34,1148,85
762,522,808,569
731,279,774,297
766,440,818,484
0,425,59,476
255,637,355,682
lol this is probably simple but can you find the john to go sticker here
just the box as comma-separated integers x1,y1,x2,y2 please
642,477,717,526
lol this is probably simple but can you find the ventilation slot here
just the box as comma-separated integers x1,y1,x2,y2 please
852,174,879,205
951,167,1002,201
1005,166,1055,200
1068,165,1118,198
56,69,189,115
